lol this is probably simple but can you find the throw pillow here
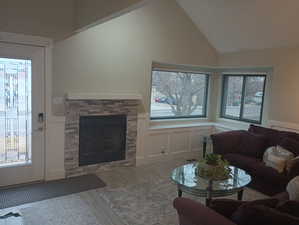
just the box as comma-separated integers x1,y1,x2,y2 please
279,137,299,156
231,204,299,225
287,176,299,201
239,132,268,158
276,200,299,218
263,146,294,173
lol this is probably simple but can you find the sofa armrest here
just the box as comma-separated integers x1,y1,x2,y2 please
211,130,245,155
173,198,236,225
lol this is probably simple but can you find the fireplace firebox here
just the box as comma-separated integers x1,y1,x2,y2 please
79,115,127,166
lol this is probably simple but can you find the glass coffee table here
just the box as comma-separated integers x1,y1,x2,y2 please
171,163,251,206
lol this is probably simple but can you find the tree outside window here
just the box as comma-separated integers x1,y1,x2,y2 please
150,70,209,119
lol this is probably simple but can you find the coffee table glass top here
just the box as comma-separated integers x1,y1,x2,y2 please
171,163,251,197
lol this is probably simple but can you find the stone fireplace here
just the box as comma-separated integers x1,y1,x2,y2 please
64,96,139,177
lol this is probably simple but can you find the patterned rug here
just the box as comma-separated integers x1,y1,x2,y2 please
20,195,100,225
99,178,267,225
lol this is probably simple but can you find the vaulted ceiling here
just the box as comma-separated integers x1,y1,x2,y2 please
176,0,299,53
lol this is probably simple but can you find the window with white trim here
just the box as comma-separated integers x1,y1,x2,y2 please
150,69,209,120
220,74,266,124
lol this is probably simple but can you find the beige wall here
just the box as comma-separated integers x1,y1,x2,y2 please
74,0,144,30
218,47,299,124
0,0,75,40
53,0,217,114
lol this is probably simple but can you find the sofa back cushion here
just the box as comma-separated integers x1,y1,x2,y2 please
239,132,268,159
279,130,299,143
248,125,280,147
279,138,299,156
231,204,299,225
211,130,246,155
276,200,299,218
249,125,299,149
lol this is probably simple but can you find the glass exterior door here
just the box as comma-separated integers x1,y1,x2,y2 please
0,58,32,167
0,43,44,187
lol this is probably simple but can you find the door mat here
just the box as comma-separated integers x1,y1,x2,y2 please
0,174,106,209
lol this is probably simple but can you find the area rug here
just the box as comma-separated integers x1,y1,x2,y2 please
100,178,179,225
20,195,101,225
99,178,267,225
0,174,106,209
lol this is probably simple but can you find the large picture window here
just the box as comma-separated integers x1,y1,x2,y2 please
150,70,209,120
221,74,266,124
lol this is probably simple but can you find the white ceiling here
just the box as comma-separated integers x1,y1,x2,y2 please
176,0,299,53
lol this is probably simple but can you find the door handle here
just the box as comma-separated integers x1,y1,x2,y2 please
38,113,44,123
35,113,45,131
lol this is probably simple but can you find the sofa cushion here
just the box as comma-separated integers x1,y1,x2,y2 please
250,160,289,185
249,124,299,149
210,198,278,220
276,200,299,218
279,138,299,156
211,130,246,155
231,204,299,225
244,198,279,208
209,199,245,219
248,124,280,147
279,130,299,143
248,178,286,196
230,198,279,225
224,153,289,185
239,132,268,158
223,153,261,174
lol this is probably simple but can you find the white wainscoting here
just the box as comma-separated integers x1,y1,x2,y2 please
136,114,214,165
45,116,66,181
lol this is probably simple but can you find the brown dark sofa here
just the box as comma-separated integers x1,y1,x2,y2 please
211,125,299,195
173,192,299,225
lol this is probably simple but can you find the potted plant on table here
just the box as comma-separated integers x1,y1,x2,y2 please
196,154,231,181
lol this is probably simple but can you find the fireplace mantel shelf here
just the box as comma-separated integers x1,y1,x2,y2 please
65,93,143,100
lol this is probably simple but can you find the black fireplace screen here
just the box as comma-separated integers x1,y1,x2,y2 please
79,115,127,166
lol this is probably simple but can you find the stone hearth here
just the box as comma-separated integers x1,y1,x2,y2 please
64,99,138,177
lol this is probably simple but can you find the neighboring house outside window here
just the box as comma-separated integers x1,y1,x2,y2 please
220,74,267,124
150,69,209,120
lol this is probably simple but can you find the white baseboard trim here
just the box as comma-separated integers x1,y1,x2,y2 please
45,169,66,181
136,151,199,166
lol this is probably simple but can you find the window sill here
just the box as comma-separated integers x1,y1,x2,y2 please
148,117,214,130
149,122,215,130
215,118,252,130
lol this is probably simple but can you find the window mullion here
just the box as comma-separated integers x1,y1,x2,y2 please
239,76,247,120
220,75,227,117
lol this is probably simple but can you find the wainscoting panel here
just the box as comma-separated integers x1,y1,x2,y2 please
145,131,169,158
170,130,191,154
138,119,215,164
